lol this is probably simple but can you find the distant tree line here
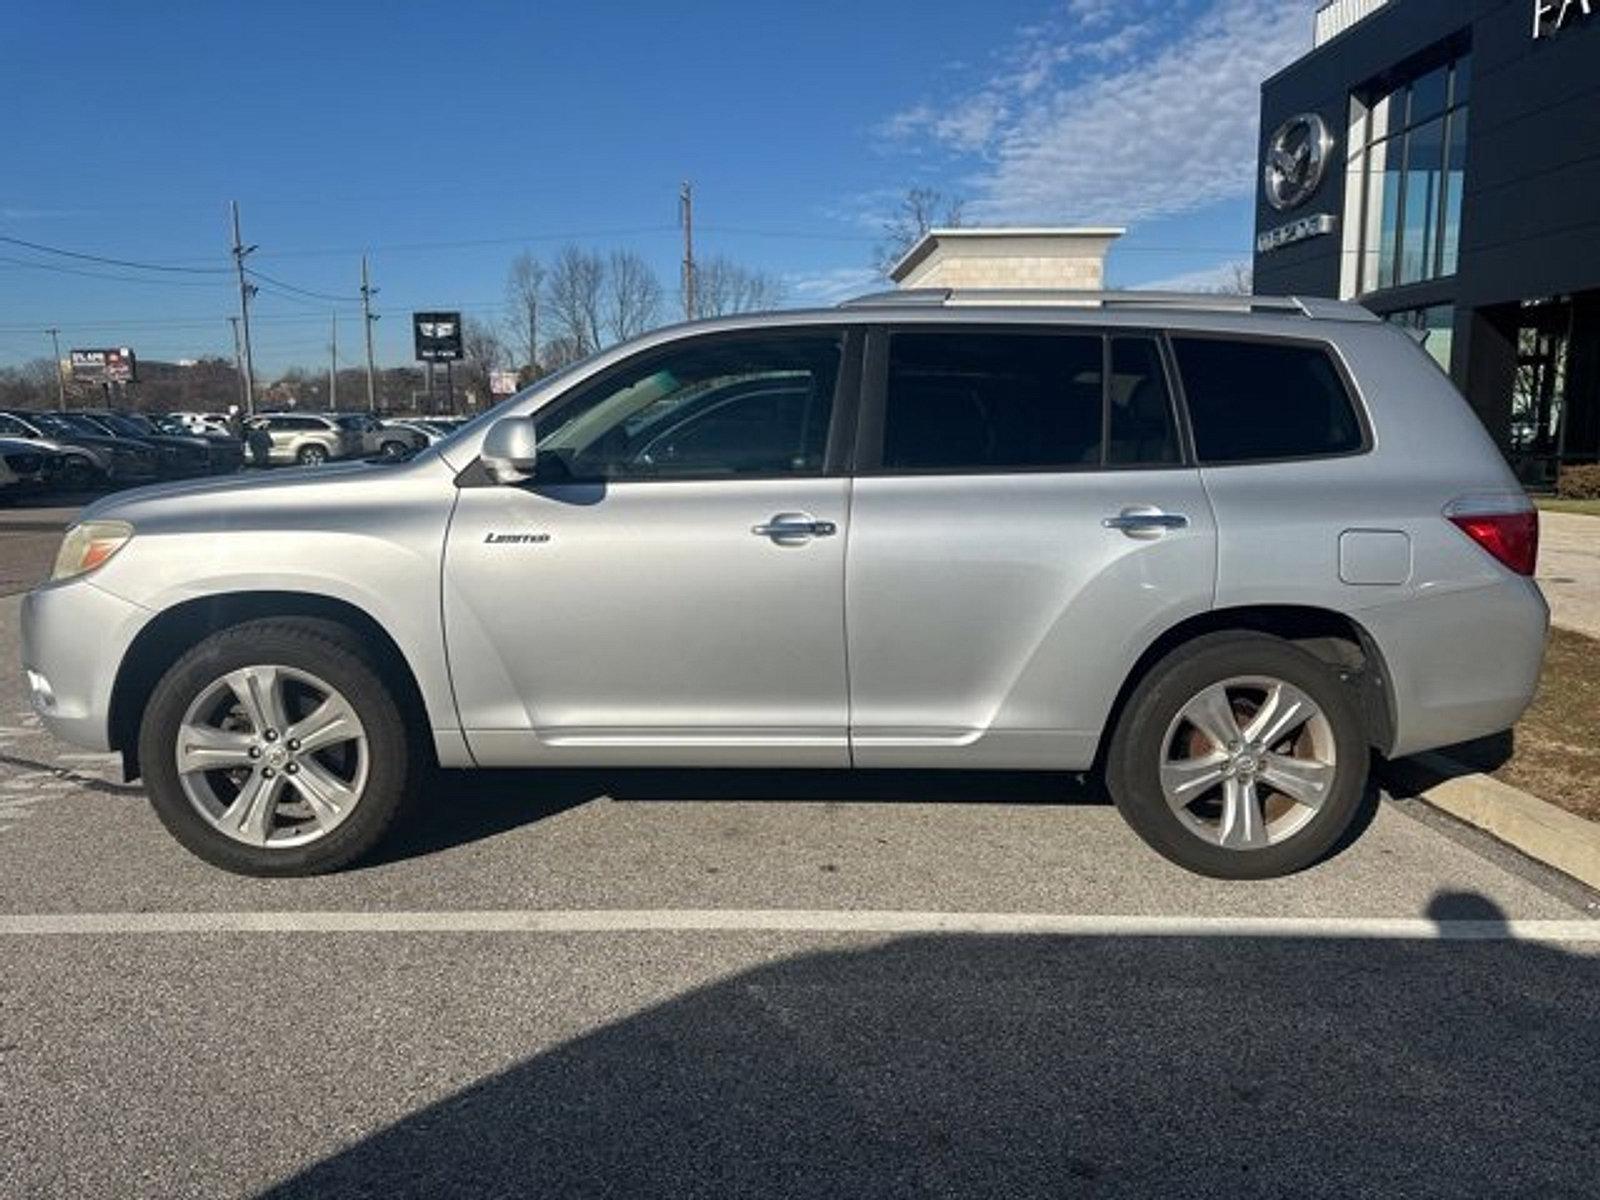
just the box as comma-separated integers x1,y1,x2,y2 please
0,242,784,415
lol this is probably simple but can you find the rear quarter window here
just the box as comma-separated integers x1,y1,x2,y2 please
1172,337,1364,464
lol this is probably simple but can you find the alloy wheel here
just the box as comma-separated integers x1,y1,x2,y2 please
1158,675,1337,850
174,665,369,848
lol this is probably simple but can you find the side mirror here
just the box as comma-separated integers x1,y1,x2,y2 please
481,416,539,483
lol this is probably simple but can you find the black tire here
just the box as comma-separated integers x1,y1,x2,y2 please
138,618,417,876
378,440,408,460
297,444,328,466
61,458,97,489
1105,631,1369,880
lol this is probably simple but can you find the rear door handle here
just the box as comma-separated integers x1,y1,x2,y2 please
752,512,837,541
1103,507,1189,539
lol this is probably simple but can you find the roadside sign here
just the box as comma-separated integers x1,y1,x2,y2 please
489,369,518,396
412,312,464,362
69,347,137,382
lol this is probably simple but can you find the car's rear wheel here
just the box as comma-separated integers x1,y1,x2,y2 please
297,444,329,466
138,619,417,875
378,439,409,460
1106,632,1368,879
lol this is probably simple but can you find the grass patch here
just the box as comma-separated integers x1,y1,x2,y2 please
1536,498,1600,517
1486,628,1600,822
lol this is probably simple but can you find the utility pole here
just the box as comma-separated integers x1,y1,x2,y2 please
230,201,258,414
360,255,379,413
45,327,66,410
227,317,246,411
329,312,338,410
679,180,697,321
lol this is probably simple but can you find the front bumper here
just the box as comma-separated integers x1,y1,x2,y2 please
20,579,151,751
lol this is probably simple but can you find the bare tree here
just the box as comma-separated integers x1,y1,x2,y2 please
605,250,664,343
545,246,605,356
504,252,545,370
539,334,590,372
1209,262,1255,295
694,256,785,317
462,317,508,372
459,317,509,408
875,187,965,276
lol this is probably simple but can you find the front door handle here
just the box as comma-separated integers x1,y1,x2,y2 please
1103,507,1189,540
752,512,837,541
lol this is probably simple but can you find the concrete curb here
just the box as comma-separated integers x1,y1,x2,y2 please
1409,752,1600,893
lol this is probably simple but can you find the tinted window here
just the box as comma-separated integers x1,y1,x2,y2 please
1107,338,1180,466
883,333,1102,471
1173,338,1363,463
533,335,840,481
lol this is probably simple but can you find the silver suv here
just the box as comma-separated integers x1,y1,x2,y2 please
20,292,1548,878
247,413,363,466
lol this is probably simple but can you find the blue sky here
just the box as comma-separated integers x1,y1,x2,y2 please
0,0,1316,373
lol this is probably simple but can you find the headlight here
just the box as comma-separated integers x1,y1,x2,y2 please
51,520,134,582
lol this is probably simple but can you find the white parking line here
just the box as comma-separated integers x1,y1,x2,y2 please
1,910,1598,941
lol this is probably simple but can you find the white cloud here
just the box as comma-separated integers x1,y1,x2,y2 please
1135,258,1254,293
880,0,1315,226
785,266,884,305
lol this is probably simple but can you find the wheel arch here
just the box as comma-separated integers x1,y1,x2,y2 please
108,591,434,780
1094,604,1397,772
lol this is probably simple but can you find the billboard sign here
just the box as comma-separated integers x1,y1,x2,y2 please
489,369,519,396
412,311,464,362
69,347,137,382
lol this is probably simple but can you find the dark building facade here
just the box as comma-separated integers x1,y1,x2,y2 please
1255,0,1600,483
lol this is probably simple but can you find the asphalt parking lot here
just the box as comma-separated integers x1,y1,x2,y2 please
3,514,1600,1198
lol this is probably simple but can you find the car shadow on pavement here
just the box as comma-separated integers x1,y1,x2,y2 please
375,765,1381,872
370,766,1106,866
255,890,1598,1199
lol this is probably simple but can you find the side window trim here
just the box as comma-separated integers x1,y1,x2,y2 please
855,323,1192,477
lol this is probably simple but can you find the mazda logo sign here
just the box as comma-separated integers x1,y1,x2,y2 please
1264,113,1335,212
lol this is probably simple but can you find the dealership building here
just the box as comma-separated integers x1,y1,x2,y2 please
1255,0,1600,482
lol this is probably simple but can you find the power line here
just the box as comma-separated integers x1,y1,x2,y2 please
0,253,234,288
0,233,231,274
245,266,358,303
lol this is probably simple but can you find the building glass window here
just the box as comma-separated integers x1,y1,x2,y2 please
1348,52,1470,296
1385,305,1455,373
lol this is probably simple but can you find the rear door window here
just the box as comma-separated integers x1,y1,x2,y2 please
1171,337,1364,463
879,331,1182,472
882,332,1103,471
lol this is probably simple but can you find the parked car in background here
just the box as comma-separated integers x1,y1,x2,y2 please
103,411,245,474
244,413,363,466
363,418,429,458
74,411,239,477
165,411,233,436
0,437,65,491
0,452,18,500
18,293,1548,879
0,410,158,484
327,412,419,460
0,417,102,488
383,419,452,446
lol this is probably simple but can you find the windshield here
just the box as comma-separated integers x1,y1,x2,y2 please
102,414,155,437
30,412,86,436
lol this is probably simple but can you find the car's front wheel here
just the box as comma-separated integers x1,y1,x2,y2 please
138,619,417,875
1106,632,1369,879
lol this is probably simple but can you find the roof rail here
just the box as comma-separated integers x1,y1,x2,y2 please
837,288,1378,322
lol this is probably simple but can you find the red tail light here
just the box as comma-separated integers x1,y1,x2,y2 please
1445,496,1539,576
